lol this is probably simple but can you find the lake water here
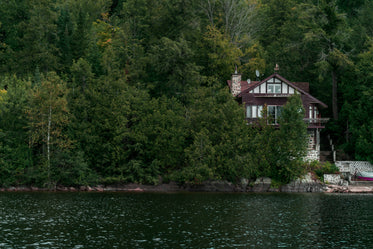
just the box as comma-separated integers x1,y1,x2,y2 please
1,192,373,248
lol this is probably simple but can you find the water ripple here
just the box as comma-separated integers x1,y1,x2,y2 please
1,192,373,248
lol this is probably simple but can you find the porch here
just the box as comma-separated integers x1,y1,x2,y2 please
303,118,329,129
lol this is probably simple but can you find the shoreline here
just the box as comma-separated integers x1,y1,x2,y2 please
2,178,373,194
324,184,373,193
2,185,372,194
2,186,373,194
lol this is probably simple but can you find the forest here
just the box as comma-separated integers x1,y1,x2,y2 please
0,0,372,188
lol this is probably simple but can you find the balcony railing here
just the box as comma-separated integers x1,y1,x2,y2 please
246,117,329,127
303,118,329,127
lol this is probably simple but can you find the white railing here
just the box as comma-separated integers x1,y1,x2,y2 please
303,118,329,125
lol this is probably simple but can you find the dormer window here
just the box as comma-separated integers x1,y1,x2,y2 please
267,83,281,93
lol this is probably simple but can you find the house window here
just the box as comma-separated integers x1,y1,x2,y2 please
282,83,288,94
309,106,313,119
246,105,252,118
267,83,281,93
246,105,263,118
252,105,257,118
258,105,263,118
260,84,266,93
268,105,283,124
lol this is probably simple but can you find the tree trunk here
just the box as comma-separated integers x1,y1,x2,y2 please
332,70,338,120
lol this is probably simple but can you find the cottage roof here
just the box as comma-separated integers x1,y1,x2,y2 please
235,73,327,108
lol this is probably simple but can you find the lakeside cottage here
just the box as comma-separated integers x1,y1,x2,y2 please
227,67,329,161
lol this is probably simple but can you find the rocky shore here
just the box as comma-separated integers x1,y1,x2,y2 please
0,173,321,193
2,173,372,193
324,184,373,193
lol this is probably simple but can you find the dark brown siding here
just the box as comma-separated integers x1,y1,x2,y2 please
242,93,323,119
242,94,289,106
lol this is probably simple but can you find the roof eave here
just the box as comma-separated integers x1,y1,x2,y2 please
239,73,328,108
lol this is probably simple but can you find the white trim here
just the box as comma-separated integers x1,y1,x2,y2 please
260,83,266,93
252,105,257,118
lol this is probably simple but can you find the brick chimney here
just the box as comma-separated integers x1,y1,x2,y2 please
231,67,242,96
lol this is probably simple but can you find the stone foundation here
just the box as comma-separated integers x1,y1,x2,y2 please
305,149,319,161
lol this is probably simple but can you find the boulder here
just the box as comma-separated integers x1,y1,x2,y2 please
183,180,235,192
280,173,324,193
235,178,250,192
251,177,271,192
94,186,104,192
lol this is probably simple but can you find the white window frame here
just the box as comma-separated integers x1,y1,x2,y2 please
282,83,288,94
246,105,263,119
267,83,281,93
260,83,266,93
246,105,252,118
258,105,263,118
252,105,257,118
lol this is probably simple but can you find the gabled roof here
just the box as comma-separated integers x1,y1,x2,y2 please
237,73,327,108
293,82,309,93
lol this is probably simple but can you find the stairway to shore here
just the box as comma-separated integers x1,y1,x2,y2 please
320,150,333,163
320,134,334,163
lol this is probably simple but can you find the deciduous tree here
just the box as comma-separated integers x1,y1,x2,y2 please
27,72,71,187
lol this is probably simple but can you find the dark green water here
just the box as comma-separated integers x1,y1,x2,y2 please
1,192,373,248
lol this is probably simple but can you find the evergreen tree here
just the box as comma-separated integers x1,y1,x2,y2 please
0,76,32,186
175,85,254,183
18,0,59,73
71,9,90,60
276,94,308,182
342,43,373,163
147,37,201,99
303,0,352,120
57,7,74,73
250,95,307,184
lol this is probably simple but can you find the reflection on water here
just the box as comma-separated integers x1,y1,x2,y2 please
0,192,373,248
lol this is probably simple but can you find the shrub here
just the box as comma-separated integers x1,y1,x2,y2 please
305,160,339,180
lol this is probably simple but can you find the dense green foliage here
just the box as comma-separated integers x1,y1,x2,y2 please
248,95,308,183
0,0,372,187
